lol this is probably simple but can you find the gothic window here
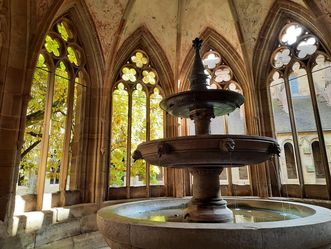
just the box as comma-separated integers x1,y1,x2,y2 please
18,18,87,209
269,22,331,187
188,49,250,188
109,50,164,194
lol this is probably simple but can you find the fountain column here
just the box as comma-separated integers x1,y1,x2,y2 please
184,39,233,222
186,107,233,222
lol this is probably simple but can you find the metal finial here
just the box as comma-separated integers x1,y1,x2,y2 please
189,38,208,91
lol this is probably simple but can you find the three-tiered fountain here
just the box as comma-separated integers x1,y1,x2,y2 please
98,39,331,249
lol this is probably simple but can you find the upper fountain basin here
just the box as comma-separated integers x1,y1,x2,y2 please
133,135,279,168
160,89,244,118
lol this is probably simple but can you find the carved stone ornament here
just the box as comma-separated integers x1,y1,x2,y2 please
267,143,281,157
219,138,236,152
132,150,142,162
157,142,172,158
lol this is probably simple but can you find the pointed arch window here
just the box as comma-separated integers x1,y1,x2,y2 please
109,50,165,198
269,22,331,195
17,18,87,209
187,49,250,194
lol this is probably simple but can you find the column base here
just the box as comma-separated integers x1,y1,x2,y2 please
185,198,233,222
184,167,233,223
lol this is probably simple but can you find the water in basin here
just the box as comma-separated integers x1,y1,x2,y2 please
123,206,302,223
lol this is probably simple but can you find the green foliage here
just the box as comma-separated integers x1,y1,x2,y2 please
45,64,69,181
109,84,164,187
67,47,79,66
45,35,60,57
130,86,147,185
131,51,148,68
150,89,164,184
150,89,163,140
19,54,48,186
121,67,137,82
110,85,128,187
57,22,70,41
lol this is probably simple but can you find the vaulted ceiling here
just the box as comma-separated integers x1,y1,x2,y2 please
33,0,331,81
84,0,307,71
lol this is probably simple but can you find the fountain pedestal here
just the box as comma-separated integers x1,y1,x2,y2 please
186,168,232,222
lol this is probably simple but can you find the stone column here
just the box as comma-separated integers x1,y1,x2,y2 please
186,168,233,222
0,0,29,232
185,107,233,222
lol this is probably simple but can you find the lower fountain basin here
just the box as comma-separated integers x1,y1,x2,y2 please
133,135,279,168
97,198,331,249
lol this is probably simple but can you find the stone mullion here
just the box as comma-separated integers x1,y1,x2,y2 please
283,73,305,198
107,87,118,198
226,168,234,196
159,91,167,194
242,101,254,195
59,75,75,202
181,118,191,196
224,114,234,196
126,90,133,199
145,91,151,197
165,113,177,197
36,68,55,210
163,110,170,195
69,83,84,191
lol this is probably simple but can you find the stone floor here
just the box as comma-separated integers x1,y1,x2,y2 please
35,231,110,249
1,230,110,249
0,203,112,249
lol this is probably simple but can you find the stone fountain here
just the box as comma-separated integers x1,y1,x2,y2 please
97,38,331,249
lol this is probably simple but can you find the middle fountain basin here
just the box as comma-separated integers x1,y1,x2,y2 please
133,135,279,168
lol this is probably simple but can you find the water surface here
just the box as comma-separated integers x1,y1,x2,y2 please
125,206,301,223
